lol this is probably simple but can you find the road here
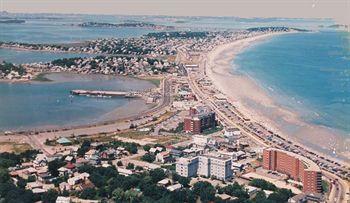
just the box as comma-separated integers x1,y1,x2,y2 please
182,49,349,203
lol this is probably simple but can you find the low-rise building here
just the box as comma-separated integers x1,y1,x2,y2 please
288,193,325,203
156,151,172,163
193,135,210,147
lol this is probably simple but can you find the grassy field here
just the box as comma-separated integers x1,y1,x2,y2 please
0,142,32,153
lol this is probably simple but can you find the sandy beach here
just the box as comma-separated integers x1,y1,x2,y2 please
205,33,350,162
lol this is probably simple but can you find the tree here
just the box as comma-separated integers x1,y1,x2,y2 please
16,178,27,189
143,145,151,152
126,163,135,170
252,190,267,203
129,123,137,129
41,189,58,203
77,140,91,157
135,166,143,171
178,176,190,187
117,161,123,166
125,143,138,154
267,188,293,203
0,168,10,183
193,181,216,202
149,168,166,183
249,178,277,191
113,188,125,202
141,153,155,163
80,188,97,200
322,180,329,193
219,182,249,200
124,189,140,203
48,159,64,177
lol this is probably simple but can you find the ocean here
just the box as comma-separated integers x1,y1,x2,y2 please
0,13,343,132
0,48,97,64
234,31,350,137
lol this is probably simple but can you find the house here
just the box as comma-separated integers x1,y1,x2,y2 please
34,154,48,166
56,196,71,203
166,183,182,192
288,193,325,203
84,149,97,159
26,182,43,190
59,182,71,192
32,188,47,194
193,135,210,147
157,178,172,187
170,149,183,157
57,137,72,145
67,173,90,186
156,151,172,163
58,167,70,176
64,156,74,162
149,147,164,155
245,186,259,196
117,167,133,176
216,194,238,201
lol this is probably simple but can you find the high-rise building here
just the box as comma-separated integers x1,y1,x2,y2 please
184,106,216,134
197,154,233,181
263,148,322,193
176,157,199,177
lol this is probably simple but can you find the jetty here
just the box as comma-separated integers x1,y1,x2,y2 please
70,90,141,98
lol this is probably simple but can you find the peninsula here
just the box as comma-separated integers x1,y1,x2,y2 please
0,26,349,203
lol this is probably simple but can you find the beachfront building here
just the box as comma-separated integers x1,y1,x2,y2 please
184,106,216,134
175,157,199,177
263,148,322,193
197,154,233,181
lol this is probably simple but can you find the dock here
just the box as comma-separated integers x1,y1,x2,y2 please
70,90,141,98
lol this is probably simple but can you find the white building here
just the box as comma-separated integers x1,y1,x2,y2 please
176,157,199,177
56,196,71,203
197,154,233,181
193,135,210,147
224,128,241,142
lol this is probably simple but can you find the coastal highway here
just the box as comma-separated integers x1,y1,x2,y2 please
183,48,349,202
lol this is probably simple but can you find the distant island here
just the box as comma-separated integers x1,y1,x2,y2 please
78,21,175,31
0,19,25,24
327,24,349,29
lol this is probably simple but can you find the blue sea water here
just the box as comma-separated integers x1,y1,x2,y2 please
0,18,156,44
0,48,97,64
234,31,350,135
0,13,344,132
0,73,154,131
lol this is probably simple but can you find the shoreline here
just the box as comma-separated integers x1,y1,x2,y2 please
205,32,350,163
0,72,158,134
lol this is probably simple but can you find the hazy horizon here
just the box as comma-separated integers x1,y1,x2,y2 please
1,0,349,24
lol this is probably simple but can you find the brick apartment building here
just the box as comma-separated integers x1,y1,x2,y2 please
263,148,322,193
184,106,216,134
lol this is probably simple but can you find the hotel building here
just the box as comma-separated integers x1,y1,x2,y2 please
263,148,322,193
184,106,216,134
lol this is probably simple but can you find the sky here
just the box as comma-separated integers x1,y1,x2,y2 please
1,0,349,23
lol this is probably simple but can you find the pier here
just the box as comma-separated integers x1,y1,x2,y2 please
70,89,141,98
